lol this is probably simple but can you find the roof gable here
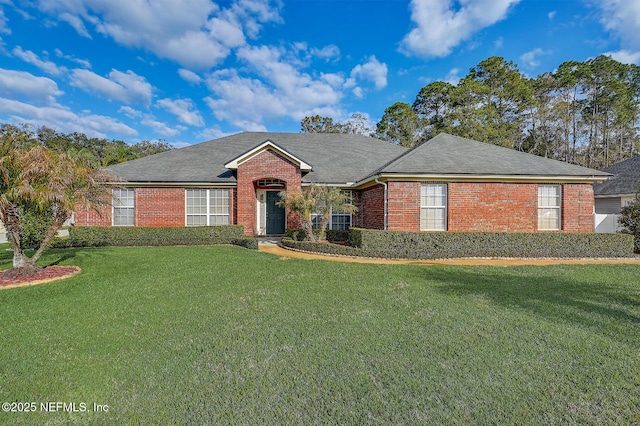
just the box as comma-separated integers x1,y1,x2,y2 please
224,140,313,171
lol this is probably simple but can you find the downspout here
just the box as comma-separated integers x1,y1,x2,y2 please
375,177,388,230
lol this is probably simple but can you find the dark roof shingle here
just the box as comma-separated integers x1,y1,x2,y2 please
594,156,640,196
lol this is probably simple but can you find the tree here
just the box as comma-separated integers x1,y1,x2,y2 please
412,81,455,140
315,186,357,242
277,185,323,242
619,190,640,253
376,102,419,148
0,125,111,276
300,115,340,133
277,184,358,242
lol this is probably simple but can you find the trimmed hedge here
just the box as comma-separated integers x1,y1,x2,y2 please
348,228,635,259
283,228,350,243
52,225,258,250
282,228,636,259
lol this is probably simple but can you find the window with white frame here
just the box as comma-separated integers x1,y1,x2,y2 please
113,188,134,226
186,189,230,226
420,184,447,231
311,190,353,230
538,185,561,230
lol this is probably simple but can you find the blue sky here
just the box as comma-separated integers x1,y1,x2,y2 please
0,0,639,147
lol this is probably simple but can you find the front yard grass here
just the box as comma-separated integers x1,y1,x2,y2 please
0,245,638,424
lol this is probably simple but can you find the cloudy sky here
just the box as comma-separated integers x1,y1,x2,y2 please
0,0,638,146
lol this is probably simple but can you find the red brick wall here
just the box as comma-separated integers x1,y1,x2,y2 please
562,184,594,232
75,187,236,228
74,204,111,226
358,185,385,229
135,188,185,227
387,181,420,231
448,182,538,232
381,181,595,233
236,149,302,235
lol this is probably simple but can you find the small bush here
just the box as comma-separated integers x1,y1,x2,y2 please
284,228,349,243
51,225,257,249
281,237,363,257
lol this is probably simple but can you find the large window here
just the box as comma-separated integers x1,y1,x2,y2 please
186,189,230,226
113,188,134,226
538,185,561,230
311,190,353,230
420,184,447,231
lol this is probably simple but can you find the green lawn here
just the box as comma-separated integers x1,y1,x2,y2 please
0,245,638,424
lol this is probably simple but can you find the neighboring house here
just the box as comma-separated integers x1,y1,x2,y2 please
74,132,610,236
594,156,640,233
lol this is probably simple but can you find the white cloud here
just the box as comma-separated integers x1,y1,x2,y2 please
34,0,283,69
0,97,137,138
12,46,67,76
349,55,388,90
594,0,640,63
445,68,461,85
118,105,143,119
157,98,205,126
400,0,520,58
597,0,640,51
178,68,203,85
141,116,184,137
59,12,91,38
0,7,10,34
203,45,344,130
54,48,92,68
548,10,556,20
70,68,153,106
519,47,551,68
603,49,640,64
0,68,62,104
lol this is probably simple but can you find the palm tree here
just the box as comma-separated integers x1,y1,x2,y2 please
316,186,357,241
277,185,322,242
0,142,110,276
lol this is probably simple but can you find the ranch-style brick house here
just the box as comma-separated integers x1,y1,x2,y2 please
74,132,611,236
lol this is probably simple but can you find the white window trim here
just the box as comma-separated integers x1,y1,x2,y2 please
420,184,447,231
538,184,562,231
112,188,134,227
185,189,230,226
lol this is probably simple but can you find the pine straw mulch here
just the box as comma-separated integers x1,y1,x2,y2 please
0,266,81,289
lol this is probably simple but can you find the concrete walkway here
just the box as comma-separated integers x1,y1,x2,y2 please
258,241,640,266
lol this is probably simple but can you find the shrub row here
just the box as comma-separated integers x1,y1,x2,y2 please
283,228,350,243
348,228,635,259
283,228,636,259
52,225,258,250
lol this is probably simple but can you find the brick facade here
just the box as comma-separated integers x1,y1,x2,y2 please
236,149,302,235
448,182,538,232
75,176,595,234
386,181,421,231
135,187,186,227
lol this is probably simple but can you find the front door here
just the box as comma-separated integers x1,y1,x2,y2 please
265,191,285,234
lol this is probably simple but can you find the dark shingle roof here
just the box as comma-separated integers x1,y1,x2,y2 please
375,133,611,178
594,156,640,196
107,131,609,185
107,132,408,184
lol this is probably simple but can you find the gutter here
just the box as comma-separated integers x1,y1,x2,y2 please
374,177,388,230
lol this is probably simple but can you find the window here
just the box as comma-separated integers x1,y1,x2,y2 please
113,188,134,226
331,190,353,230
311,190,353,230
420,184,447,231
186,189,230,226
538,185,561,230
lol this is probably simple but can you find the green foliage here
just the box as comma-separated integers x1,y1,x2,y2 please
619,191,640,253
7,210,54,250
376,102,419,148
1,246,639,423
347,228,634,259
283,228,349,243
52,225,257,249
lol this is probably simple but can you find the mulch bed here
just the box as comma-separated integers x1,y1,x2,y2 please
0,266,81,289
